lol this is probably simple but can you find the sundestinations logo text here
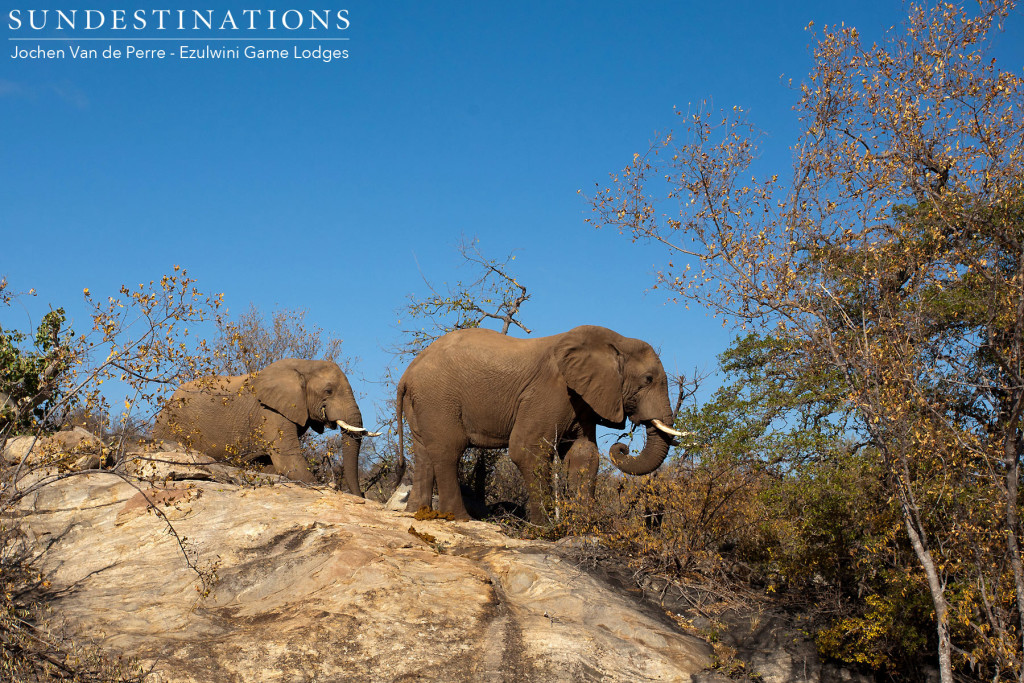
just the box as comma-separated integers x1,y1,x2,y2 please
7,8,351,64
8,9,350,32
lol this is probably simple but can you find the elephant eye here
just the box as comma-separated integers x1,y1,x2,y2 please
325,387,333,395
643,374,654,386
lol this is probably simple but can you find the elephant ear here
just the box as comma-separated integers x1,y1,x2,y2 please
554,330,625,424
252,362,308,425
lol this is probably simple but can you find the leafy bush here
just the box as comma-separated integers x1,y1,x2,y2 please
0,296,73,437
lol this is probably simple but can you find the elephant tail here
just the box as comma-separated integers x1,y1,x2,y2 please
393,380,407,489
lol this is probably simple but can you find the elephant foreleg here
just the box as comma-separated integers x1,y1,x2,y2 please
565,440,599,500
262,412,314,483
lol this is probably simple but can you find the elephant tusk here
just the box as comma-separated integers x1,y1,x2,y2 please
650,419,690,438
336,419,368,434
336,420,383,437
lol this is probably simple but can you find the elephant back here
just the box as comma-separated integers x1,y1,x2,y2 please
153,374,266,459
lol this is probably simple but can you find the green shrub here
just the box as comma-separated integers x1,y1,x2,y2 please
0,307,72,436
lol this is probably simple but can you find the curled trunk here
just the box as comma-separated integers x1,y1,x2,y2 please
609,423,672,475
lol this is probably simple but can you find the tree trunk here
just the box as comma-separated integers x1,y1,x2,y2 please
894,457,953,683
1003,427,1024,682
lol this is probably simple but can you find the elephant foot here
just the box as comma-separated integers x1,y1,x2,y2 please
437,496,471,521
526,503,548,526
408,499,471,521
405,497,432,514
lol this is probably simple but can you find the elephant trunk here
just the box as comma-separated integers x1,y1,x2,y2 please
339,431,364,498
332,399,365,498
609,422,673,476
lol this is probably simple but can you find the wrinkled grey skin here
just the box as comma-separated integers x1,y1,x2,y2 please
153,358,366,494
396,325,677,523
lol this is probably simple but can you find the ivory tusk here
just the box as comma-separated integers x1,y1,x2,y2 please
336,420,367,434
651,419,690,438
335,421,382,437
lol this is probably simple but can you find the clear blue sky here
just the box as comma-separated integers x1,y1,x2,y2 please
3,2,1021,433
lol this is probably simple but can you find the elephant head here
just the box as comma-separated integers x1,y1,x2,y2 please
553,326,684,476
252,358,377,495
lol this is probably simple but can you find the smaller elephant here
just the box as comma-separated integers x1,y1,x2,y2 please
153,358,378,493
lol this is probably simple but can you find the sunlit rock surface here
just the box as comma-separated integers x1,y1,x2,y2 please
15,469,712,682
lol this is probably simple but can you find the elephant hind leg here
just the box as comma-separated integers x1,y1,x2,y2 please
406,436,436,513
407,434,470,521
435,448,470,521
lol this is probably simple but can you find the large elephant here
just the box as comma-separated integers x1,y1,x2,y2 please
395,325,684,523
153,358,378,494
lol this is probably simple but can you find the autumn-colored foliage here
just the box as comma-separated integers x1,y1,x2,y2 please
587,1,1024,679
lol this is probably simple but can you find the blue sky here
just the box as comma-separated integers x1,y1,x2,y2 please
3,2,1021,434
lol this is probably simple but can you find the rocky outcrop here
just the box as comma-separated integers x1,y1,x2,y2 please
116,447,284,485
3,427,106,470
3,429,282,487
12,467,712,682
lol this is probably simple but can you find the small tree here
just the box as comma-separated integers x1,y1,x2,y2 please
2,268,226,472
211,304,346,375
398,235,530,357
0,281,73,439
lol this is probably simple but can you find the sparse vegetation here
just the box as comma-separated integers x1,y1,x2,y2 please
212,304,347,376
397,235,530,357
0,285,72,439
